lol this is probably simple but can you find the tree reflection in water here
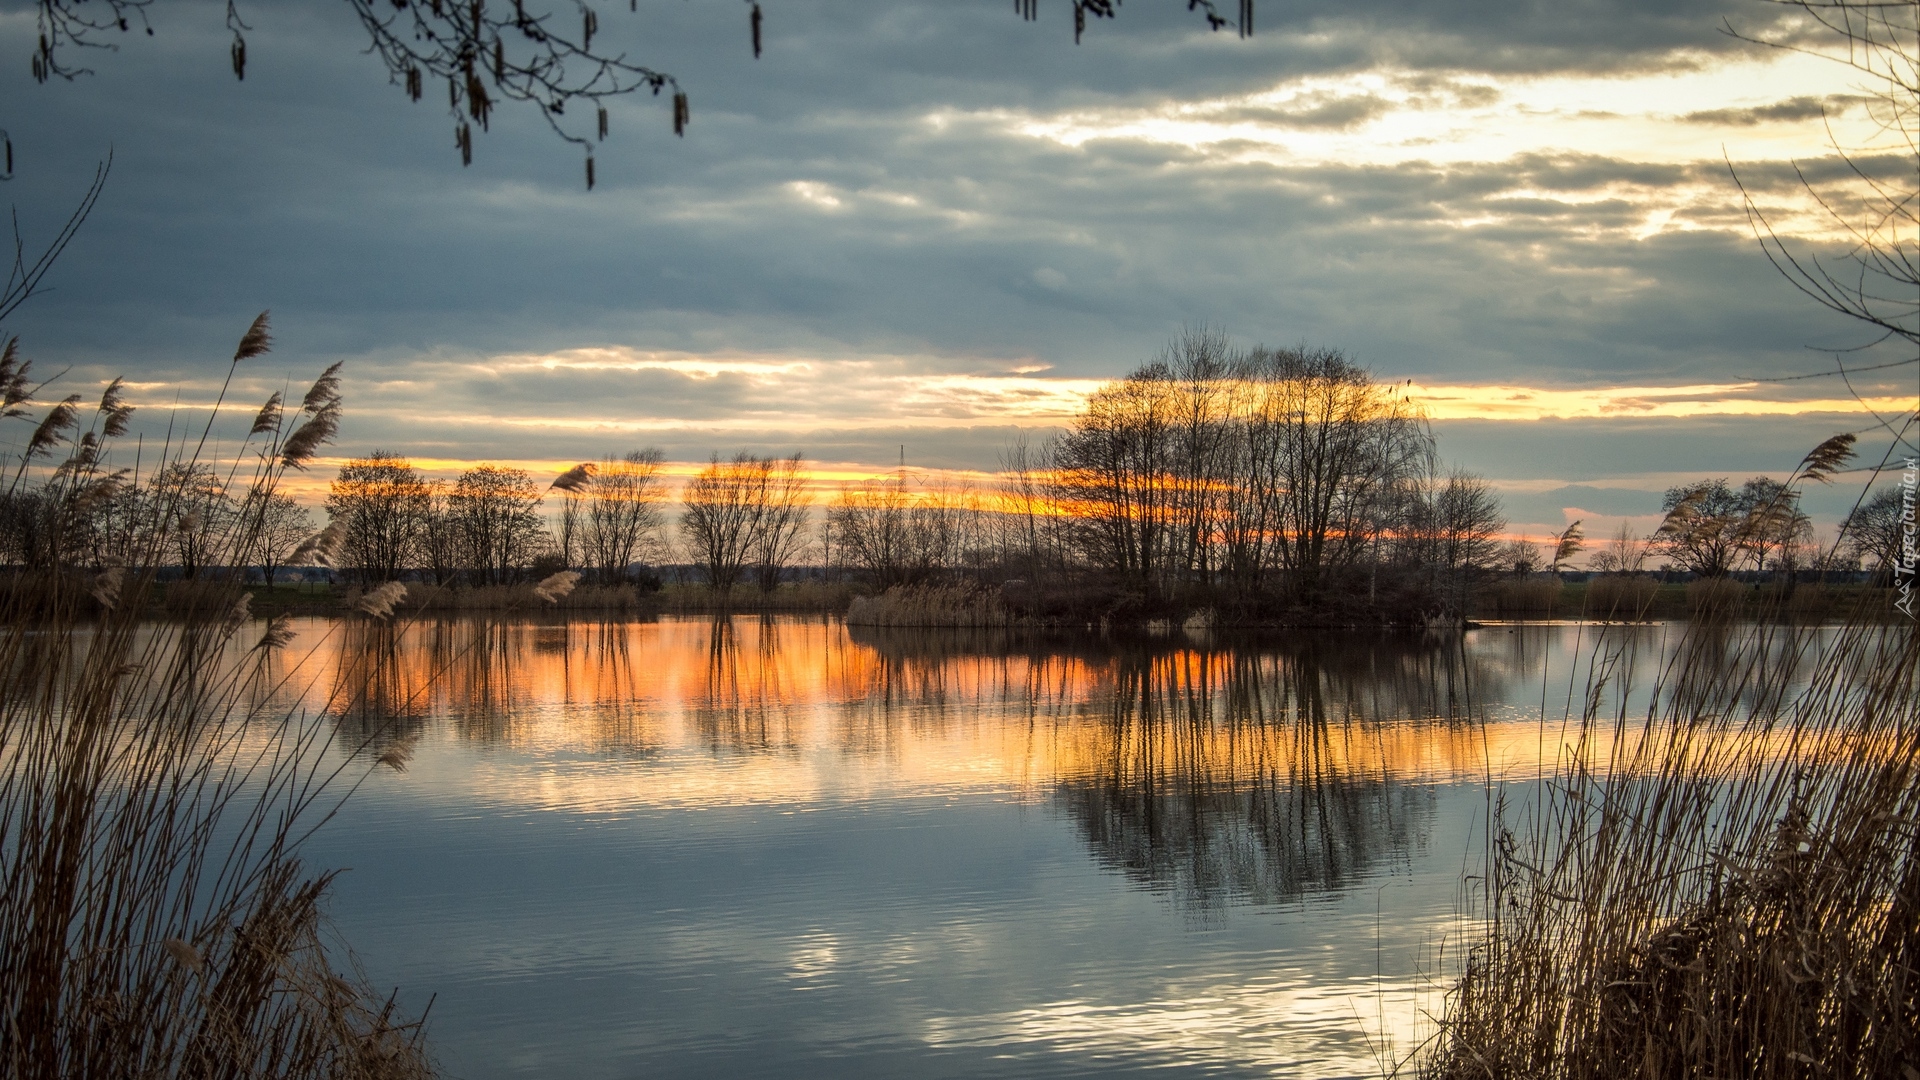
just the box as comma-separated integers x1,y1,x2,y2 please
312,617,1578,911
848,626,1512,912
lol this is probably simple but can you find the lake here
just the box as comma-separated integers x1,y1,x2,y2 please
268,615,1823,1079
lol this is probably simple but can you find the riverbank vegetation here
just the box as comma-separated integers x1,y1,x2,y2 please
0,318,436,1076
1421,591,1918,1077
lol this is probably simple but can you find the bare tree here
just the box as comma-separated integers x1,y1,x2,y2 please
1729,0,1920,354
245,490,312,586
747,453,808,592
1653,480,1750,576
325,452,429,585
417,480,461,587
451,464,546,585
1588,521,1649,574
680,453,764,593
827,472,913,588
150,463,234,580
826,469,972,588
1844,485,1911,581
555,487,585,572
583,449,667,585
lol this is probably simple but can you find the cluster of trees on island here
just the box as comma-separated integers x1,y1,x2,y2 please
0,329,1905,622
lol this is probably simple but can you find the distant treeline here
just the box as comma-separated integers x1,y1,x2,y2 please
3,329,1903,624
312,331,1525,622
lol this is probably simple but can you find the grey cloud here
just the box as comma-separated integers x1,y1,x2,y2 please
0,0,1890,494
1217,94,1395,130
1682,95,1857,125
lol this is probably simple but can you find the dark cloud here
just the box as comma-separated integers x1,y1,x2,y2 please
1682,95,1855,125
0,0,1892,506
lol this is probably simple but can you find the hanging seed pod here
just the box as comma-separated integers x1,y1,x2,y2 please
672,92,689,136
457,122,472,165
583,7,597,49
597,105,608,140
585,156,595,190
406,65,422,100
751,3,762,58
3,134,11,178
231,34,246,79
493,37,504,79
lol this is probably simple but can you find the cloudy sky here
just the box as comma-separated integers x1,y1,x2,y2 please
0,0,1914,538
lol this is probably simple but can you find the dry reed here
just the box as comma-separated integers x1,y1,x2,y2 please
390,580,645,613
844,582,1018,628
1487,577,1565,617
1685,576,1750,620
1581,575,1659,622
1421,600,1918,1077
0,321,434,1078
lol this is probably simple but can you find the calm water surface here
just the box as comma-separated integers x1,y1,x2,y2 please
266,616,1827,1079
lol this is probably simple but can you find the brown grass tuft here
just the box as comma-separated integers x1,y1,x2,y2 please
1583,574,1659,621
845,582,1018,628
1421,609,1920,1079
1686,575,1749,619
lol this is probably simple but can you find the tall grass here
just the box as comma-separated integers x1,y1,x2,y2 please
364,580,646,614
1485,577,1565,618
844,582,1018,628
0,321,433,1077
1580,575,1659,622
1422,595,1917,1077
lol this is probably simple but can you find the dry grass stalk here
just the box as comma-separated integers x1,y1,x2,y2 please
531,570,581,604
355,581,409,619
1582,575,1658,621
845,583,1017,628
1422,604,1919,1078
1686,575,1749,619
0,318,435,1078
1488,577,1565,617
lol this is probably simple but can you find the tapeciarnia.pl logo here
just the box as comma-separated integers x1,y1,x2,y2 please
1896,456,1917,621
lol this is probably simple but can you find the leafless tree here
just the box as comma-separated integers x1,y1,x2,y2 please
583,449,667,585
680,453,763,593
1728,0,1919,355
747,453,808,591
150,462,233,580
1052,340,1431,606
1588,521,1649,574
325,451,430,585
451,464,547,585
244,489,312,586
827,469,973,588
417,480,461,586
1843,485,1911,580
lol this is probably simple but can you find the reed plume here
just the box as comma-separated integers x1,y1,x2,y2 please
1423,601,1918,1078
355,581,409,619
0,316,435,1079
531,570,581,603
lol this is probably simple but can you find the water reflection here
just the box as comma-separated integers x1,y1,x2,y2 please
309,618,1555,911
269,614,1876,1079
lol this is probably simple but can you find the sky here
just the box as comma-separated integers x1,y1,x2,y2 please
0,0,1915,540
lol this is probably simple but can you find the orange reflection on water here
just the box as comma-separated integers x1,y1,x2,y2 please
288,616,1545,817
